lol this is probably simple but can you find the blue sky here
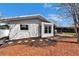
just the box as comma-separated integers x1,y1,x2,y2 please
0,3,74,27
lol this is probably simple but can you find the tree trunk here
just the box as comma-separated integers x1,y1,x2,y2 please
77,15,79,43
73,21,79,43
72,3,79,43
77,27,79,43
72,13,79,43
73,18,79,43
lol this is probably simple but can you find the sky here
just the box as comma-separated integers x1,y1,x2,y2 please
0,3,74,27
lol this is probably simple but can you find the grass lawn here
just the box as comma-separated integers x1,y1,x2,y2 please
56,33,77,37
62,33,76,35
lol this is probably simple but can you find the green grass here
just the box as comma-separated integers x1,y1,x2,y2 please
62,33,76,36
64,33,76,35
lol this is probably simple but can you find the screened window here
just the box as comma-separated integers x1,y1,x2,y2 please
44,25,52,33
20,25,29,30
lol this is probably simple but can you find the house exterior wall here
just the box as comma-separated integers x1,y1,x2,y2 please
9,19,54,40
9,20,40,40
41,22,54,38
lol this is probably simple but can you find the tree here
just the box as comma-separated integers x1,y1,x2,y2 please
72,4,79,43
61,3,79,43
45,3,79,43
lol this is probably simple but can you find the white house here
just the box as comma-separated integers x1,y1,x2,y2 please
0,14,54,40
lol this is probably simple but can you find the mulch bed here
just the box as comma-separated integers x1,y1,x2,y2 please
0,38,57,48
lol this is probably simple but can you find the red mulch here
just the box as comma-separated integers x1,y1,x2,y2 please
0,37,79,56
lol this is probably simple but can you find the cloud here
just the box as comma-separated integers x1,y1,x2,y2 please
43,3,53,8
47,14,74,27
43,3,61,10
47,14,65,27
48,14,63,21
53,7,60,10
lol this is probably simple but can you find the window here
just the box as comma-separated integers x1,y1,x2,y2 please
49,26,51,33
20,24,28,30
44,25,51,33
44,26,48,33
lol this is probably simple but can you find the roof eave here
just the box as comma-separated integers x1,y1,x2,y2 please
0,14,51,23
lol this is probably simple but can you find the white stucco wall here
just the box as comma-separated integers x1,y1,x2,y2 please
9,20,40,40
41,22,54,38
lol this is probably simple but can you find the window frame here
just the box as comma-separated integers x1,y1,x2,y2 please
20,24,29,30
44,25,48,33
49,26,51,33
44,25,52,34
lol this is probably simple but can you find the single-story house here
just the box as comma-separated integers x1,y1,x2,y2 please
0,14,54,40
